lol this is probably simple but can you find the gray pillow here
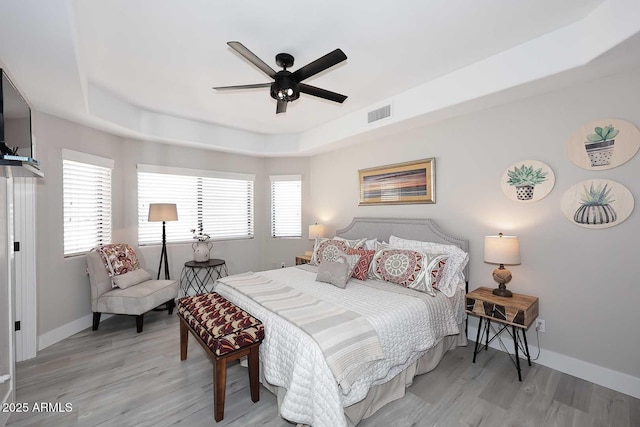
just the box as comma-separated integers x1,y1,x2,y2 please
112,269,152,289
316,261,350,288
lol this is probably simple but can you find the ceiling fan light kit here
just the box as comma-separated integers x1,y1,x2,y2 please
214,41,348,114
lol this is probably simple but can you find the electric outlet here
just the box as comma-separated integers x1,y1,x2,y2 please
280,261,285,268
536,318,546,333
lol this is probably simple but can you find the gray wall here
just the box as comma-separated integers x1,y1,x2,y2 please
32,113,310,336
308,66,640,378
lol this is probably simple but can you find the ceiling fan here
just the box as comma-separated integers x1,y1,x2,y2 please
213,41,348,114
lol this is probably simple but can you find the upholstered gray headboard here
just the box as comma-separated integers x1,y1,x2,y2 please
336,217,469,281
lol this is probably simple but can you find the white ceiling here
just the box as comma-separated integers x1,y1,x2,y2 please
1,0,639,155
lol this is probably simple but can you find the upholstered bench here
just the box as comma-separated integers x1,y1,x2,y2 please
177,293,264,422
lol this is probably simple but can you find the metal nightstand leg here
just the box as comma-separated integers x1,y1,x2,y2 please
513,325,522,381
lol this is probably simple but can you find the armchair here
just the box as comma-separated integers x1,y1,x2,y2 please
86,244,179,333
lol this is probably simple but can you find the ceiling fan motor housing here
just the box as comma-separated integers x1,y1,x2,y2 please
270,71,300,102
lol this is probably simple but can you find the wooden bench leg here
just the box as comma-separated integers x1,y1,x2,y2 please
179,318,188,361
213,357,227,422
248,345,260,403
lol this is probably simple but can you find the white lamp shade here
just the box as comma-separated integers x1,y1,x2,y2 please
148,203,178,222
484,235,521,265
309,224,325,240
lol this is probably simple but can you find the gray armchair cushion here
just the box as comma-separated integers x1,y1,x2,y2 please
96,279,179,315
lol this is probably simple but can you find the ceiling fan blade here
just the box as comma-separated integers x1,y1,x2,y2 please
299,83,347,103
227,41,277,79
276,100,287,114
291,49,347,82
213,83,271,91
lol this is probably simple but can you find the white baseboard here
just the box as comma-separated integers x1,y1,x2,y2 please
467,323,640,399
38,313,112,351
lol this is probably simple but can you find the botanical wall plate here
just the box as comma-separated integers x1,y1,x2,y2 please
567,119,640,170
561,179,634,229
501,160,555,203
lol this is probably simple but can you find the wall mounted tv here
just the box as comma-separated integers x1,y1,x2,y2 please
0,68,32,158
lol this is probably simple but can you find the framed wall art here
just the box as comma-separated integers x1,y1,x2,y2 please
567,118,640,170
359,158,435,205
501,160,555,203
560,179,634,229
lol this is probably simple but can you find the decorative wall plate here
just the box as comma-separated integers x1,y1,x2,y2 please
501,160,555,203
561,179,634,229
567,119,640,170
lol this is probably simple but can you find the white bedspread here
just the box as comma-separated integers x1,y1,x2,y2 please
215,266,463,427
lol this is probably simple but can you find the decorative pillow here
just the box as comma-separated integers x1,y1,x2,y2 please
371,248,435,295
316,261,351,288
311,237,363,265
112,269,152,289
345,248,375,280
332,236,367,249
363,238,378,250
425,254,448,291
93,243,140,280
388,235,469,297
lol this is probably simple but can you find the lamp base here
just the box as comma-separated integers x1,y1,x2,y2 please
492,286,513,298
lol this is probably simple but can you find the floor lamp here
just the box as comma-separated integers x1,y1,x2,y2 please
148,203,178,280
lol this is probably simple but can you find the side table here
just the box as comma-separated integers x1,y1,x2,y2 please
295,255,312,265
466,286,539,381
180,259,228,297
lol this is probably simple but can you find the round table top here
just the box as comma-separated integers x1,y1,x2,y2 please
184,259,225,268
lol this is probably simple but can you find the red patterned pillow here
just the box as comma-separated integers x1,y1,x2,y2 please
346,248,375,280
427,255,448,290
371,248,426,288
94,243,140,279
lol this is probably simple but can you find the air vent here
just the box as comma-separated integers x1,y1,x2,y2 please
367,105,391,123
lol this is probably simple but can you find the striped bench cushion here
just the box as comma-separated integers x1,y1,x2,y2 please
177,293,264,356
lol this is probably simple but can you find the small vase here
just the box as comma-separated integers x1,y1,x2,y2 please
192,241,213,262
584,139,615,167
573,204,617,225
515,185,534,200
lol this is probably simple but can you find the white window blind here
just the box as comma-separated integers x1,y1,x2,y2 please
62,151,113,256
270,175,302,238
137,165,254,245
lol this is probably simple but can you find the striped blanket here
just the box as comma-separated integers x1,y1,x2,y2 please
218,272,384,393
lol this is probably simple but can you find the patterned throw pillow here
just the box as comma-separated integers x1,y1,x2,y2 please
345,248,375,280
311,237,364,265
94,243,140,277
92,243,141,288
388,235,469,297
371,247,437,296
425,254,448,291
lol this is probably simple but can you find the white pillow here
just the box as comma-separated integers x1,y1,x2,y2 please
332,236,367,249
112,269,152,289
388,235,468,297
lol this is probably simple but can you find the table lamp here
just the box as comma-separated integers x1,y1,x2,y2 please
484,233,521,297
307,223,325,256
148,203,178,279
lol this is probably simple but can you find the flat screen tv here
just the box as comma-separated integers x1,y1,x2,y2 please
0,69,32,158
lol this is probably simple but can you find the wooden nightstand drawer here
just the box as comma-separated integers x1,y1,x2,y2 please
466,286,538,329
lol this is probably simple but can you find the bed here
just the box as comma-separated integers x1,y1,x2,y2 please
215,217,469,427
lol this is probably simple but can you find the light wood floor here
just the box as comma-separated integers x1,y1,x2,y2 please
7,311,639,427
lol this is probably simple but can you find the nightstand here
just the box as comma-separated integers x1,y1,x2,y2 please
466,286,539,381
295,255,312,265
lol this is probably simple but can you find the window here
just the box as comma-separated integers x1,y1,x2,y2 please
62,149,113,256
137,164,254,245
270,175,302,238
